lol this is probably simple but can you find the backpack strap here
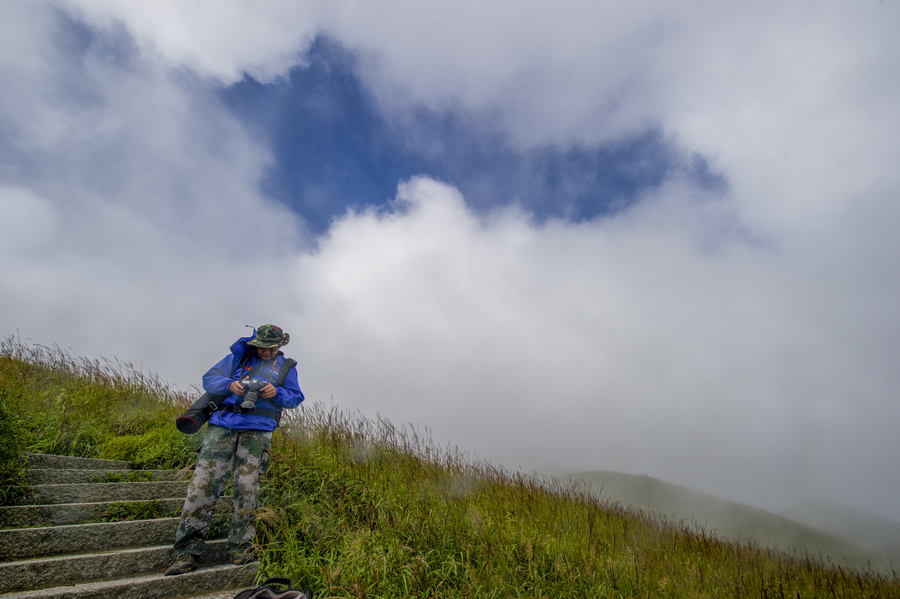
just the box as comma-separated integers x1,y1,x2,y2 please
247,358,297,424
276,358,297,386
235,357,298,423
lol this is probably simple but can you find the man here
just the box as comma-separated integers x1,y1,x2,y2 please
166,324,304,575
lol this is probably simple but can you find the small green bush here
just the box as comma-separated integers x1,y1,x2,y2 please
100,500,173,522
0,393,29,505
101,427,196,470
92,470,157,483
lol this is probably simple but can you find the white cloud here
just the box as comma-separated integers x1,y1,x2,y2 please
0,3,305,382
61,0,319,83
2,1,899,524
287,177,900,518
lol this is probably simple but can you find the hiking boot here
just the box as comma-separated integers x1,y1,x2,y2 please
231,547,256,565
165,554,197,576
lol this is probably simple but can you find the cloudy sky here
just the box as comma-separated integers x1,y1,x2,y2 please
2,1,899,522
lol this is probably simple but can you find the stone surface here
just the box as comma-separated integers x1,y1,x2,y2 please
0,541,231,593
4,562,258,599
24,453,133,471
28,468,191,485
2,453,255,599
0,497,186,528
30,481,190,505
0,517,179,561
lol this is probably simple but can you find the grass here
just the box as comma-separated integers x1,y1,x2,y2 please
257,408,900,598
99,499,175,522
0,333,199,475
92,471,158,483
2,334,898,597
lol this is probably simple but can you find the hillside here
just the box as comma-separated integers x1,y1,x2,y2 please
3,336,899,597
781,499,900,565
566,469,897,572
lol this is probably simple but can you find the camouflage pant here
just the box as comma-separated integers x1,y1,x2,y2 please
173,425,272,556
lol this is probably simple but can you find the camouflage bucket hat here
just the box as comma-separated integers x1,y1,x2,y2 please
248,324,290,348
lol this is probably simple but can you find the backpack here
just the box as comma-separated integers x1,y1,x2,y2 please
233,577,311,599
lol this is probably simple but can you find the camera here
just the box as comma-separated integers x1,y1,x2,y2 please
240,378,268,410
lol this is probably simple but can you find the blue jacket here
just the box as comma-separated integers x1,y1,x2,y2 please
203,334,304,432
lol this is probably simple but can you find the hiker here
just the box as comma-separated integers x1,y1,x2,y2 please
166,325,305,576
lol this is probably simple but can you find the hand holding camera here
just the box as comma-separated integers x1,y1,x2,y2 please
238,377,279,410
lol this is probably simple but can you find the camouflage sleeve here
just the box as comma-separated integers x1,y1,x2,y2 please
202,354,237,397
273,364,304,409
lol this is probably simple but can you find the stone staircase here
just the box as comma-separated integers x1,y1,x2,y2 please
0,453,258,598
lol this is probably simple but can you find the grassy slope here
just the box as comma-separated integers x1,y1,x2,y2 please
2,336,898,597
0,337,199,471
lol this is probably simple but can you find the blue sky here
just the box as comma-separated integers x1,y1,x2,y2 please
2,1,900,526
220,35,725,233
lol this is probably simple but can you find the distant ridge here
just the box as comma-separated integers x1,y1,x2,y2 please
565,470,894,572
781,499,900,565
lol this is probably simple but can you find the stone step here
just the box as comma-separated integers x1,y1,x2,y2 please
30,481,190,505
0,561,258,599
7,454,255,599
0,540,231,594
0,517,179,561
28,468,190,485
0,498,187,529
24,453,133,471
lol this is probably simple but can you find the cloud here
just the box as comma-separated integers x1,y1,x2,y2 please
286,176,900,519
61,0,319,83
59,1,900,228
0,4,305,376
2,1,899,525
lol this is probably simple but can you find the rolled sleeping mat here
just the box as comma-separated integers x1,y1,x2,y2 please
175,392,223,434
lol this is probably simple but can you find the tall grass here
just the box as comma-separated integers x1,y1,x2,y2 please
257,406,899,598
2,334,898,597
0,334,198,478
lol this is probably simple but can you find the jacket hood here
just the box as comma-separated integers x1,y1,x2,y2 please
229,330,256,362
